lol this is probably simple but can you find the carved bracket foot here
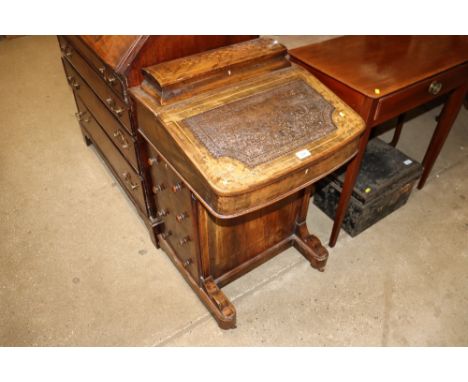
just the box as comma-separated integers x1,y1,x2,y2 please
202,277,237,330
293,222,329,271
80,127,92,146
158,238,236,330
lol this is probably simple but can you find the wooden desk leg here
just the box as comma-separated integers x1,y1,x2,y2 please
418,85,467,190
329,126,373,247
294,186,329,271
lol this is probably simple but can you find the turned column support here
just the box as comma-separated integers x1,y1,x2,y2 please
293,186,329,271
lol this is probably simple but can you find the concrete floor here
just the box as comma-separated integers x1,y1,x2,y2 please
0,36,467,346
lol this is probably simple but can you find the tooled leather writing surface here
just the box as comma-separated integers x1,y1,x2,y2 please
182,79,336,167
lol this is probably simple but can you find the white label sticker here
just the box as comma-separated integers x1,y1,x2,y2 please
295,149,311,160
403,159,413,165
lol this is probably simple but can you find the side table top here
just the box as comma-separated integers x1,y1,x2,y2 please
289,36,468,98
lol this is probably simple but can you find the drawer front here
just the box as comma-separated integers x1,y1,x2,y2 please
62,58,139,172
374,64,468,123
58,36,126,102
74,94,146,214
59,38,132,134
146,145,200,281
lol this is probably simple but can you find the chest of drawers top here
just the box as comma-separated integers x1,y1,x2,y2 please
58,35,257,104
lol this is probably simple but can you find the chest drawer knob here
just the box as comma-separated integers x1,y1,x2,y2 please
107,75,116,85
176,212,189,222
152,184,165,194
67,76,80,90
122,172,139,190
148,156,160,166
161,230,172,239
157,209,169,217
183,258,193,268
179,236,191,246
428,81,442,95
113,130,129,149
106,97,124,117
64,46,73,58
172,182,184,192
75,111,90,123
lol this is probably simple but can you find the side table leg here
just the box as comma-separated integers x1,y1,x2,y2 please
329,126,372,247
418,84,467,189
390,113,405,147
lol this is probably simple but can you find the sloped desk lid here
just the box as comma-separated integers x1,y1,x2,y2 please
182,78,336,168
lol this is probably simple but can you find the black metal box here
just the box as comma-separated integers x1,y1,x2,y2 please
314,138,423,237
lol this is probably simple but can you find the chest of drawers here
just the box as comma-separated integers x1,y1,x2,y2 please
58,35,256,243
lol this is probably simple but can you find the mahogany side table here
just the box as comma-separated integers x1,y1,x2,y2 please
289,36,468,247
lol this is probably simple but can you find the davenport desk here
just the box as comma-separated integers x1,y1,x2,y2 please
131,38,365,328
289,36,468,247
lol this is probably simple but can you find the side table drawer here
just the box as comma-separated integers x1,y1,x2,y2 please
374,64,468,123
74,94,146,214
62,58,139,172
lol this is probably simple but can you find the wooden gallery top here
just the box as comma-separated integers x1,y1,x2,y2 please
130,38,366,328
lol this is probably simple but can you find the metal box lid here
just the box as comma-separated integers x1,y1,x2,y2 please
330,138,423,204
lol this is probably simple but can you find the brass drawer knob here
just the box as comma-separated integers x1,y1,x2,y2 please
113,130,129,149
113,106,124,117
106,97,124,117
172,182,183,192
122,172,138,190
176,212,189,222
428,81,442,95
157,209,169,217
107,75,116,85
152,184,165,194
179,236,190,246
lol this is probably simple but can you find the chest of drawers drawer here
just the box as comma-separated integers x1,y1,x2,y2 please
58,36,126,101
62,58,139,172
58,35,259,247
74,95,146,214
59,38,132,133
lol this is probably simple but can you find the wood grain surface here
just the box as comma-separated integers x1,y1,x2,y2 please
289,36,468,98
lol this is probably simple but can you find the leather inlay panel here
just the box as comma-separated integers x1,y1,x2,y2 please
182,79,336,167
